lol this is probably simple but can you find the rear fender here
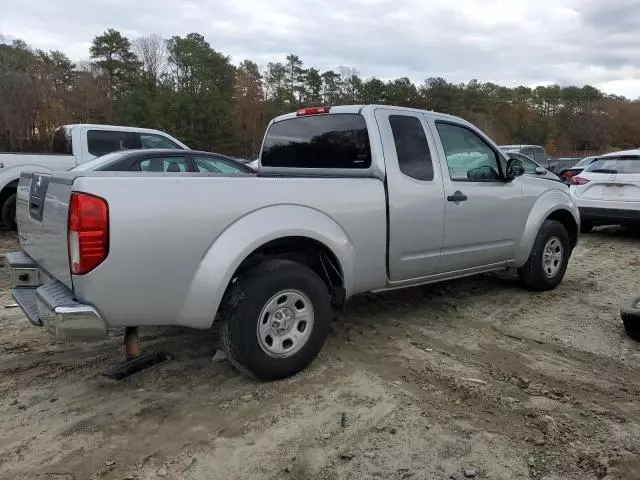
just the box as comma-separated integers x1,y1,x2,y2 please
178,204,354,329
514,189,580,266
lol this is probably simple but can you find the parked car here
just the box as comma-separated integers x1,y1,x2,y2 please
558,156,598,183
70,149,255,174
569,149,640,232
0,124,188,229
502,151,560,181
7,104,580,381
499,144,550,168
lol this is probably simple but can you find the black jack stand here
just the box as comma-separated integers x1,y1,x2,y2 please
103,327,170,381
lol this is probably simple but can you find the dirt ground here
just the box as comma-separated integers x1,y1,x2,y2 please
1,228,640,480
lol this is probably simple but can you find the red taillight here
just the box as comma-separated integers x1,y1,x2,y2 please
570,176,590,185
68,192,109,275
296,105,330,116
563,171,577,178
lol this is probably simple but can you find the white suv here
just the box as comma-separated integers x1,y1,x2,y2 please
569,149,640,232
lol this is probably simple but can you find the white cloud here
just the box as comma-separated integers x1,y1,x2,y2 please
1,0,639,98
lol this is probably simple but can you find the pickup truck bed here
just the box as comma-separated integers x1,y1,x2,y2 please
7,104,580,381
16,171,387,328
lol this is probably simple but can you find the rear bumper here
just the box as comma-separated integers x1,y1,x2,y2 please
5,251,107,340
579,207,640,223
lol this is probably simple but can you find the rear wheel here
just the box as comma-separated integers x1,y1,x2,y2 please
219,259,332,381
518,220,570,291
1,192,16,231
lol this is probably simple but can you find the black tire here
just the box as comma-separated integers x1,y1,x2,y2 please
219,259,332,381
1,192,16,231
580,220,593,234
518,219,571,291
620,297,640,341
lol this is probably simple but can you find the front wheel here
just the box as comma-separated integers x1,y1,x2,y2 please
518,220,571,291
1,192,16,231
219,259,332,381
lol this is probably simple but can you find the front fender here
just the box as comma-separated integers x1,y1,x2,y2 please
177,204,355,329
514,189,580,266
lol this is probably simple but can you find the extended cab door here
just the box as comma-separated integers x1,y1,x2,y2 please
427,118,524,272
374,108,445,281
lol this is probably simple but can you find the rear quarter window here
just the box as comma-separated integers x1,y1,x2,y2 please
261,113,371,169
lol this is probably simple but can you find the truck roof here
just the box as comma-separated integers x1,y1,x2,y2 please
270,104,473,126
61,124,176,135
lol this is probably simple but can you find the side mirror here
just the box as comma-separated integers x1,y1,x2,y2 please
534,166,547,175
505,158,525,180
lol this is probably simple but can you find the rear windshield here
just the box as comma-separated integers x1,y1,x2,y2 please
261,113,371,169
585,156,640,174
51,127,73,155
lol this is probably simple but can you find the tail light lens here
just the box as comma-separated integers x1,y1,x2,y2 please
68,192,109,275
570,176,590,186
563,171,577,178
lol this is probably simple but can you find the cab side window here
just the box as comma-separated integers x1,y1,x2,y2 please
388,115,434,181
87,130,142,156
523,158,538,174
140,133,182,149
193,155,246,173
134,155,190,172
435,122,501,182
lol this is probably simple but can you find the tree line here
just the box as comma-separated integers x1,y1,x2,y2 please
1,29,639,158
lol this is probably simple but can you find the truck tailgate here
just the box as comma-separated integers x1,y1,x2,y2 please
16,172,75,288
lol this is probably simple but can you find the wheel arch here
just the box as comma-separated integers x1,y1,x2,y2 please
546,208,579,249
0,178,19,205
177,204,354,329
514,190,580,267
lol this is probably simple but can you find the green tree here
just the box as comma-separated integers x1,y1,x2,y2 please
284,54,305,106
164,33,235,150
321,70,342,104
360,78,386,104
304,68,323,105
89,29,139,99
3,32,640,159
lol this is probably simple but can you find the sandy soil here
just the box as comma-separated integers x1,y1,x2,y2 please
1,228,640,480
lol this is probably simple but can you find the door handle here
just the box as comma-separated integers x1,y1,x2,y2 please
447,191,468,202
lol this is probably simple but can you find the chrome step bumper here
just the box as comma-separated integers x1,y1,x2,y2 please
5,251,107,340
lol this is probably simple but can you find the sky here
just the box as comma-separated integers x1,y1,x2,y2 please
2,0,640,99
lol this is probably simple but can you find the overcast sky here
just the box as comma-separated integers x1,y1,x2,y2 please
2,0,640,98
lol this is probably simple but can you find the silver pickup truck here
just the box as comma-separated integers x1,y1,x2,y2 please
6,105,580,380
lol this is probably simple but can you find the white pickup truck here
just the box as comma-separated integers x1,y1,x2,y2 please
0,124,188,229
7,105,580,381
